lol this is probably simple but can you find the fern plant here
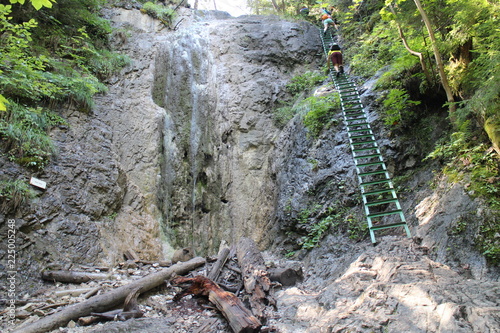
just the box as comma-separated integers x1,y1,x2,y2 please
302,93,341,138
0,102,66,169
141,2,176,25
381,88,421,127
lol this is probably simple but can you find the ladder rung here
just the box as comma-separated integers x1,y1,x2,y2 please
367,209,403,218
354,153,382,159
362,188,394,196
344,118,370,126
370,222,407,230
365,198,399,206
343,107,364,112
347,122,370,127
346,118,368,123
356,161,386,168
349,134,374,139
358,169,386,176
353,147,379,153
351,140,377,146
360,179,391,186
345,112,366,118
348,128,372,133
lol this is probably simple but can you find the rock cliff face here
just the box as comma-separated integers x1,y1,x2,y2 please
107,9,322,255
1,7,499,333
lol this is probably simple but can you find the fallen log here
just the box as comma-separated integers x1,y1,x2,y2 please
13,257,206,333
41,270,109,283
172,276,261,333
236,237,275,319
90,287,142,321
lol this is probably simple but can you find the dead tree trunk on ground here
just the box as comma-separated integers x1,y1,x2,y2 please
13,257,206,333
172,276,261,333
236,237,275,320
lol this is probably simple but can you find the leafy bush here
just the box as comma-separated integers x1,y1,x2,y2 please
380,88,420,127
302,94,340,138
0,179,37,213
273,105,295,128
286,71,327,96
0,1,130,173
426,131,500,263
0,5,110,109
141,2,176,25
0,102,66,169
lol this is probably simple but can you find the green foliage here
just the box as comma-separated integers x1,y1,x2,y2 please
380,88,420,127
348,20,400,78
302,214,339,249
302,94,340,138
426,131,500,263
0,179,37,212
298,205,338,250
477,219,500,264
296,204,353,250
273,105,295,128
272,71,328,128
0,4,112,108
0,94,8,111
347,215,368,240
0,1,129,172
0,102,66,169
9,0,55,10
286,71,327,96
141,2,176,25
449,216,468,235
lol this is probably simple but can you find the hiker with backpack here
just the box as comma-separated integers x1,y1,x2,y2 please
326,44,344,76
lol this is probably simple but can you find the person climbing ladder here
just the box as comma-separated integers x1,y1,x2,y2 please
321,6,339,33
326,44,344,77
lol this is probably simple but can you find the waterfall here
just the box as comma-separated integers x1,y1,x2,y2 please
189,86,201,253
155,29,212,255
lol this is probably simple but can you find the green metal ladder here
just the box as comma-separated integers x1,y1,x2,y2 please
320,29,411,243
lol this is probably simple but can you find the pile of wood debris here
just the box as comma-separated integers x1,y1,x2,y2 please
3,237,303,333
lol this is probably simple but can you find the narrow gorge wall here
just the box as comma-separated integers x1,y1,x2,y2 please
154,13,322,254
99,8,322,257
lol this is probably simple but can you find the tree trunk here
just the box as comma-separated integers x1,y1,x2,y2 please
389,5,433,84
236,237,275,320
172,276,261,333
413,0,456,115
13,257,206,333
270,0,280,13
